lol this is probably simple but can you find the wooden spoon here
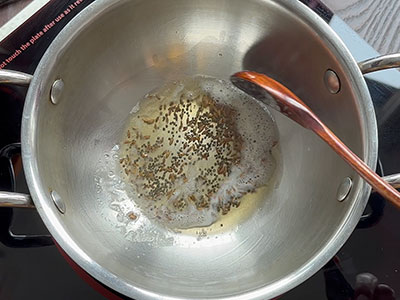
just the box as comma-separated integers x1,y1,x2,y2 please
231,71,400,208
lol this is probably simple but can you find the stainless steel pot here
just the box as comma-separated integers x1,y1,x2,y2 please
0,0,400,299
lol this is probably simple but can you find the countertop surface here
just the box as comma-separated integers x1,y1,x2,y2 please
0,0,32,27
1,0,400,54
322,0,400,55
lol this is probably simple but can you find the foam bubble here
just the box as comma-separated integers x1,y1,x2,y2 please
120,75,279,230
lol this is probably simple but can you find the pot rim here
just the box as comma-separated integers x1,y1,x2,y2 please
21,0,378,299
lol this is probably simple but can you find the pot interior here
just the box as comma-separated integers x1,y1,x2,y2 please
26,0,373,298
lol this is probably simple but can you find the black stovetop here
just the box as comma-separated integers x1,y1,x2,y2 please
0,1,399,299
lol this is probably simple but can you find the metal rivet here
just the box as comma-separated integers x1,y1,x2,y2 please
51,190,66,214
337,177,353,202
324,69,341,94
50,79,64,105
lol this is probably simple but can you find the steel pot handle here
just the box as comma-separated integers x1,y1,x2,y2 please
357,54,400,189
0,143,34,209
0,192,34,208
0,72,53,246
0,143,53,247
355,54,400,228
0,143,33,208
0,70,33,209
0,69,32,85
382,174,400,189
358,53,400,75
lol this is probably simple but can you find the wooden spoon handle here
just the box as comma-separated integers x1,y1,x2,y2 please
316,122,400,208
230,70,400,207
